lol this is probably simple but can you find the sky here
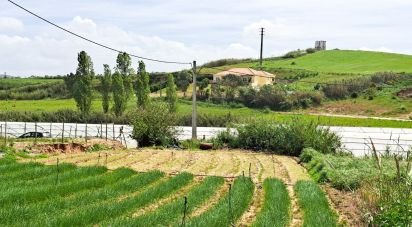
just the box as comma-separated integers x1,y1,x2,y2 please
1,0,412,76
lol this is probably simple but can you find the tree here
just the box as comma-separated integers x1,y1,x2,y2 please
116,52,133,101
99,64,112,113
166,74,177,112
176,70,191,97
135,61,150,108
73,51,94,117
222,74,246,101
198,78,209,97
131,102,177,147
112,71,127,117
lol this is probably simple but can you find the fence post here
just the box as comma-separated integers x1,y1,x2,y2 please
0,125,2,139
100,122,103,139
34,122,38,144
228,184,234,226
249,162,252,178
62,122,65,143
105,123,108,141
180,196,188,227
85,123,88,143
4,121,7,145
112,123,115,140
24,122,27,134
50,122,52,138
75,123,77,138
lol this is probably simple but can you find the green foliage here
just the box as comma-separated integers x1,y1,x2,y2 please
99,64,112,113
73,51,94,117
175,70,191,96
0,81,69,100
252,178,290,227
106,176,224,226
165,74,177,112
215,119,341,156
116,52,133,101
300,148,404,190
187,176,254,226
201,58,252,67
85,144,110,152
135,61,150,108
131,102,177,147
112,71,127,117
294,180,338,227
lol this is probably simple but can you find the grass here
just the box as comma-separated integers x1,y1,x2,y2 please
1,169,164,226
300,148,405,190
36,172,193,226
200,50,412,75
1,98,412,128
294,180,338,227
252,178,291,227
106,176,225,226
187,176,254,226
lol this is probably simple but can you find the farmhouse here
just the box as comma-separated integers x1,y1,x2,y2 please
213,68,276,87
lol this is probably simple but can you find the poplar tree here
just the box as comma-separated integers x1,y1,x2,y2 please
99,64,112,113
112,71,127,117
73,51,94,117
116,52,133,101
135,61,150,108
166,74,177,112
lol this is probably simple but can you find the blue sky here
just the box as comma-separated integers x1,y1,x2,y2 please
1,0,412,76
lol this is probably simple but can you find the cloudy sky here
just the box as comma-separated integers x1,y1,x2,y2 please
1,0,412,76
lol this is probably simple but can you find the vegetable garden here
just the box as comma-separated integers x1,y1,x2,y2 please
0,153,340,226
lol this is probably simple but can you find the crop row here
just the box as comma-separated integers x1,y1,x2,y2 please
0,160,338,226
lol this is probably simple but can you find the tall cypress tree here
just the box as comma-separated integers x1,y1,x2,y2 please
135,61,150,108
116,52,133,101
166,74,177,112
112,71,127,117
73,51,94,117
99,64,112,113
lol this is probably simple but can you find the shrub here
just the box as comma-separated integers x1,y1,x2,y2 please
215,119,341,156
131,102,177,147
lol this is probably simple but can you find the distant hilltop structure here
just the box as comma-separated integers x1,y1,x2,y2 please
315,40,326,50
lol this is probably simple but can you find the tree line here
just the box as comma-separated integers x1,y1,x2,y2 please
64,51,180,117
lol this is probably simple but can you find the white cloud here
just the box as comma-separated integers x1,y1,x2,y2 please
0,17,24,32
243,19,302,39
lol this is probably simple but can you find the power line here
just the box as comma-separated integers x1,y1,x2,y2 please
7,0,192,65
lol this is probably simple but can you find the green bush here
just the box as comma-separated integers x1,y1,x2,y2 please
214,119,341,156
131,103,177,147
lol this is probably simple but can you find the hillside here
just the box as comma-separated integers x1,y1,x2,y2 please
201,50,412,75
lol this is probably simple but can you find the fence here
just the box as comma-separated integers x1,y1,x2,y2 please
1,122,411,156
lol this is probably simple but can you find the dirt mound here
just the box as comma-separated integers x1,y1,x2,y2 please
397,88,412,98
15,139,124,154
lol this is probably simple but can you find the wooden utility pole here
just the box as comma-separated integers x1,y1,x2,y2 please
259,27,264,69
192,61,197,140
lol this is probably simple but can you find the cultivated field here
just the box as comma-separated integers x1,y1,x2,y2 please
2,150,342,226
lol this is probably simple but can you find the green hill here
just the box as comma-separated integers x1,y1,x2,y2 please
201,50,412,75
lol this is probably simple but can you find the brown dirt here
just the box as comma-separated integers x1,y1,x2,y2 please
131,179,201,217
397,87,412,98
189,181,229,218
14,138,123,154
323,185,366,227
237,183,264,226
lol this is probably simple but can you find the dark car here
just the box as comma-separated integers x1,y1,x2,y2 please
19,132,45,138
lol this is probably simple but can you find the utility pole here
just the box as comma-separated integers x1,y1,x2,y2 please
259,27,264,69
192,61,197,140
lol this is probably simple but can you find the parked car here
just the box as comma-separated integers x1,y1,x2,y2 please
18,132,49,138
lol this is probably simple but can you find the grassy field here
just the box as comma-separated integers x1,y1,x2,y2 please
200,50,412,74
